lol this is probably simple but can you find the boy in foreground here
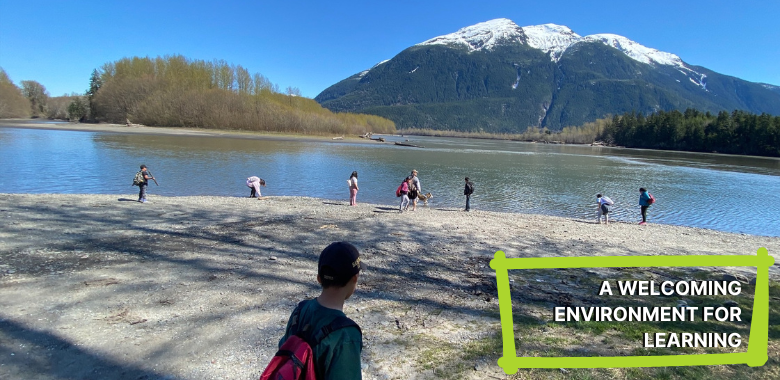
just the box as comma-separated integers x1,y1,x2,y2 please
275,242,365,379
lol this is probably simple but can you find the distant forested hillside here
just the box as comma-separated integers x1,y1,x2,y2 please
603,109,780,157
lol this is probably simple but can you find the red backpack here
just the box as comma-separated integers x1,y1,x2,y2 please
648,193,656,205
260,301,360,380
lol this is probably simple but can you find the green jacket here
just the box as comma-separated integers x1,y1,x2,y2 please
278,299,363,380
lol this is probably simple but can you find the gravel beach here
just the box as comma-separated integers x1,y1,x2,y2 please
1,194,778,379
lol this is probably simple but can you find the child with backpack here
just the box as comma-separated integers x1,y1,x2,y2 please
397,177,411,212
261,242,365,380
132,164,155,203
596,194,614,225
638,187,655,225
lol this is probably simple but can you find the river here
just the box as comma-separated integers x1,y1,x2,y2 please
1,121,779,237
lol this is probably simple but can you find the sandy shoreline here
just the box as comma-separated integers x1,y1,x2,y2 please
0,119,382,144
1,194,778,379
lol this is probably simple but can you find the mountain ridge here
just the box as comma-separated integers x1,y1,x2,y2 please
316,18,780,132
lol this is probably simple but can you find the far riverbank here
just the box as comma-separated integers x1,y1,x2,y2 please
0,119,380,145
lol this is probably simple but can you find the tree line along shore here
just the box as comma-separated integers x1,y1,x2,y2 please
2,54,779,157
0,56,396,136
401,109,780,158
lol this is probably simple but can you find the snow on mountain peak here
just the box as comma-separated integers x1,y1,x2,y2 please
416,19,687,69
521,24,581,61
583,34,684,67
417,18,525,52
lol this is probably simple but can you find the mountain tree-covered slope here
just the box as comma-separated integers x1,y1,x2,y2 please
316,19,780,132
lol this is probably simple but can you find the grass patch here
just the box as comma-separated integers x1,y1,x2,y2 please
416,269,778,379
462,332,503,361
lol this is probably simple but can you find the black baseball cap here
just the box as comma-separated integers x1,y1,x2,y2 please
318,242,366,282
140,164,147,169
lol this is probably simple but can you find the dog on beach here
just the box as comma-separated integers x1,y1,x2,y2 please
417,192,433,205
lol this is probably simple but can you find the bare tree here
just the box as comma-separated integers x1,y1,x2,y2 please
285,86,301,106
253,73,274,94
0,68,31,118
21,80,49,117
235,65,252,95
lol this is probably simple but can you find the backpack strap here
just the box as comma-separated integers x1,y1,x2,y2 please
287,300,309,334
307,316,361,347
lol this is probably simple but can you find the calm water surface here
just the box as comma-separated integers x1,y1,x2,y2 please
1,122,779,237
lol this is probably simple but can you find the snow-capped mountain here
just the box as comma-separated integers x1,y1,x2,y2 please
418,18,527,52
418,18,687,69
316,18,780,131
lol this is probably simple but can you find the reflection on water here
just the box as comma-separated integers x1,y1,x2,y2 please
1,124,779,237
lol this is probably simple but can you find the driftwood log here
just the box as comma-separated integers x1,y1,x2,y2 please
394,142,424,148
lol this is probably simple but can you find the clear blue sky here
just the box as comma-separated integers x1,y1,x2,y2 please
1,0,778,98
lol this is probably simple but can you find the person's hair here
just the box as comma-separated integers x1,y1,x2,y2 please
406,176,413,181
597,194,602,198
412,170,417,175
259,178,266,186
319,268,353,289
351,171,358,179
465,177,470,181
140,164,147,169
639,188,646,192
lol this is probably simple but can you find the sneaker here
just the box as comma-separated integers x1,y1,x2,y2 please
141,199,147,203
639,221,646,225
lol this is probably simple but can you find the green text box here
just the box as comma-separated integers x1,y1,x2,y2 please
489,248,774,373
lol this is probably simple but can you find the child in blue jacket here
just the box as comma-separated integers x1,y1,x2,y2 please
638,188,652,225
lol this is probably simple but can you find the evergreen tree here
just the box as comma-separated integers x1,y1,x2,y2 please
86,69,102,120
67,97,88,121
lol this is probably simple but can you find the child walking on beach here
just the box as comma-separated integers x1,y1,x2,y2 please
398,177,411,212
135,164,155,203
